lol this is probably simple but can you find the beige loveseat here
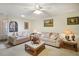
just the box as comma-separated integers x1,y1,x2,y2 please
8,32,30,45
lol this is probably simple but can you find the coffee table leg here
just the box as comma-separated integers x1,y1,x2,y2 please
33,50,37,56
25,45,27,50
43,45,45,49
25,45,29,50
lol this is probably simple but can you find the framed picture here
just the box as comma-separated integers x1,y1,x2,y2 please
44,19,53,27
9,21,18,32
67,17,79,25
24,22,29,29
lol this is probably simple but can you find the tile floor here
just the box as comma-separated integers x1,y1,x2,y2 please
0,42,79,56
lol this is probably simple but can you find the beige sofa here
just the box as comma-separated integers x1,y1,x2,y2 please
8,36,29,45
39,32,61,48
8,31,30,45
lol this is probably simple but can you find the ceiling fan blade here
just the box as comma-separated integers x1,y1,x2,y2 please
40,9,46,10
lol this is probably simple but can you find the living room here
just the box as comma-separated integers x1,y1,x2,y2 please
0,3,79,56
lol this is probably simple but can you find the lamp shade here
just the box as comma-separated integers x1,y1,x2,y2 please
64,29,74,35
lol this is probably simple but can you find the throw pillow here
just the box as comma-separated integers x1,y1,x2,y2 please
49,34,57,40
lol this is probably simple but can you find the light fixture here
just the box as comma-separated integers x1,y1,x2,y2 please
33,4,43,14
64,29,74,35
33,10,43,14
21,14,25,17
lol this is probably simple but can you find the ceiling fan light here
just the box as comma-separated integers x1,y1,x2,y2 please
21,14,25,17
33,10,43,14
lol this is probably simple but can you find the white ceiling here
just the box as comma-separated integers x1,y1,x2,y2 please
0,3,79,19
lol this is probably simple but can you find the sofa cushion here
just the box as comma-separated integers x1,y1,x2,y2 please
16,36,26,40
42,32,49,38
59,33,65,39
49,34,57,40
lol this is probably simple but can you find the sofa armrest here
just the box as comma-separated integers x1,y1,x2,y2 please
8,36,17,44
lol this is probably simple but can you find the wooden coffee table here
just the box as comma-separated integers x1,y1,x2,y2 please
60,40,78,52
25,41,45,56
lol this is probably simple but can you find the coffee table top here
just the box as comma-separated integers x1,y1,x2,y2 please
25,41,45,49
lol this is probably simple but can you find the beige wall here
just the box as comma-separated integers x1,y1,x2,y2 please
0,16,32,39
31,12,79,34
0,12,79,37
7,17,32,35
0,16,8,39
0,16,8,34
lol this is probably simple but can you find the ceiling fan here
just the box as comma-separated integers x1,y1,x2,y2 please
33,4,45,14
21,4,46,17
